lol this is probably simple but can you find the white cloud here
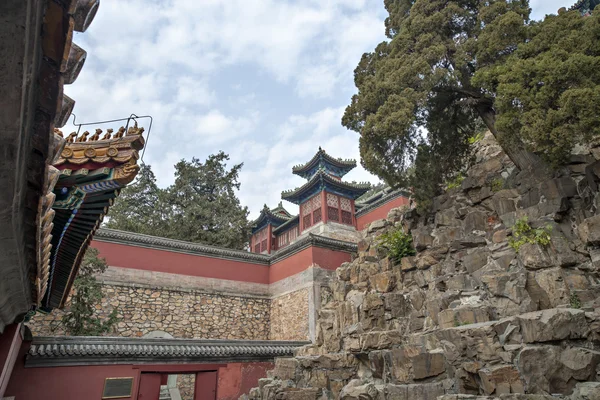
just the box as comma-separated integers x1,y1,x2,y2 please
66,0,562,219
237,106,380,219
192,110,260,145
529,0,568,19
175,77,215,107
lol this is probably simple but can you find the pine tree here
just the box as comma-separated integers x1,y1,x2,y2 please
343,1,600,210
107,152,251,250
59,248,118,336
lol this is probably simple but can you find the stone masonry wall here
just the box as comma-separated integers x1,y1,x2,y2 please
29,282,271,340
270,288,310,341
244,132,600,400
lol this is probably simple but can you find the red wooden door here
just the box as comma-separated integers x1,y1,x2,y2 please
137,373,161,400
194,371,217,400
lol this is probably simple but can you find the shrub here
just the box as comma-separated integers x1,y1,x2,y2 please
570,293,582,309
446,174,465,190
468,131,485,145
377,227,416,263
491,178,505,192
509,217,552,253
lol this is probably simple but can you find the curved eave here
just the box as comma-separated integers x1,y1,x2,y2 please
251,208,291,234
292,150,356,178
282,171,370,205
43,130,145,310
273,215,300,234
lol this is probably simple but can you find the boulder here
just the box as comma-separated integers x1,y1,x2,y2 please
517,309,589,343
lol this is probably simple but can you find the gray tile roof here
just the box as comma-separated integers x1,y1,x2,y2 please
26,336,309,367
355,189,411,217
94,229,356,265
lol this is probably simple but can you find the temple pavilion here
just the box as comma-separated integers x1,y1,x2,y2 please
250,148,410,254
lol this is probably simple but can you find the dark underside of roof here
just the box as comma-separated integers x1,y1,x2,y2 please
43,179,120,310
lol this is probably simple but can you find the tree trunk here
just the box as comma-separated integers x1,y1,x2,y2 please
476,105,552,177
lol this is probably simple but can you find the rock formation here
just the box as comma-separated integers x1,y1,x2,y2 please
243,133,600,399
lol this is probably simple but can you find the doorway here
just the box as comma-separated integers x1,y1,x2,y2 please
137,371,217,400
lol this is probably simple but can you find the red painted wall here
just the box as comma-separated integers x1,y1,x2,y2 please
93,240,351,285
312,247,352,271
6,343,140,400
356,196,410,231
269,247,314,283
6,341,272,400
92,241,270,284
217,362,273,400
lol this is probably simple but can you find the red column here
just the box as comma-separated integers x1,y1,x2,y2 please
350,198,357,228
267,224,273,255
321,191,328,224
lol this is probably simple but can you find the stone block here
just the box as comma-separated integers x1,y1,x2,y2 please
464,211,489,233
414,230,434,251
401,256,416,271
517,309,589,343
438,307,490,329
339,380,379,400
411,350,446,380
578,215,600,246
462,248,491,274
571,382,600,400
370,271,396,293
274,358,299,380
477,365,524,395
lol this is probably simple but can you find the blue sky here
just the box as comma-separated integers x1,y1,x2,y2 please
64,0,571,218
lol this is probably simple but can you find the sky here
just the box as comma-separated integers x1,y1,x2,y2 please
63,0,570,219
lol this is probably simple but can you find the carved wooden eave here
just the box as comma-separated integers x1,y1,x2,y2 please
0,0,99,333
40,126,145,311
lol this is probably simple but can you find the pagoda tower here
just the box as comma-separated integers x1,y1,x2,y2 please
250,202,293,254
282,148,370,234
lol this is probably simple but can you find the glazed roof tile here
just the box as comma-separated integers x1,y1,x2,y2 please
43,125,145,311
272,215,300,234
282,170,371,204
251,204,294,233
354,189,411,217
26,336,308,367
292,148,357,178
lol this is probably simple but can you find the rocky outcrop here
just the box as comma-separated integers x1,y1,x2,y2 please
242,133,600,399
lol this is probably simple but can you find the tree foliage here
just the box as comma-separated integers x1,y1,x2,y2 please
59,248,118,336
107,151,251,250
343,0,600,210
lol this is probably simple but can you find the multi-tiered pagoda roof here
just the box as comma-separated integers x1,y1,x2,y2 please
251,203,293,234
292,147,357,180
283,149,370,205
282,170,371,205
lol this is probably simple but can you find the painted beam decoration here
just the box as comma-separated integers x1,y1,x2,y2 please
40,124,145,311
